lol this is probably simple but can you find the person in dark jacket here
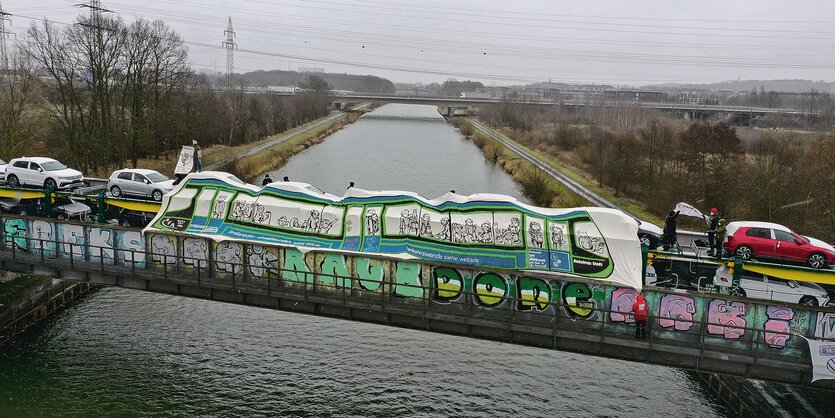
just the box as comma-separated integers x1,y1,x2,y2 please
632,293,649,339
262,174,272,186
706,208,720,256
661,210,679,251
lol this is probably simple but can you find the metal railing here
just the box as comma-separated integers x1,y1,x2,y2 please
1,232,830,374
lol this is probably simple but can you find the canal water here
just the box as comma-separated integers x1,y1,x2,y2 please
0,104,729,416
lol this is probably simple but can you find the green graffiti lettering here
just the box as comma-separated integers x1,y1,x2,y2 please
517,276,551,311
356,257,384,291
562,282,595,318
474,272,507,307
432,267,462,301
394,262,422,298
4,219,27,250
320,253,350,288
282,248,312,283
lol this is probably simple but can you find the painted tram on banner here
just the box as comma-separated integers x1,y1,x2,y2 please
147,172,643,288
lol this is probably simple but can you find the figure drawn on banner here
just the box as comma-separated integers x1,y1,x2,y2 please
212,195,228,218
577,229,605,254
478,222,493,243
419,214,432,236
550,223,567,250
365,209,380,234
494,217,522,245
434,218,451,240
529,222,544,248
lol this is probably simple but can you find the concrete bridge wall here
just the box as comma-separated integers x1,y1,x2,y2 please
0,216,832,389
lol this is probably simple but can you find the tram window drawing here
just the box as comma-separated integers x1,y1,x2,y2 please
548,221,569,251
364,206,382,236
146,173,643,289
527,217,545,249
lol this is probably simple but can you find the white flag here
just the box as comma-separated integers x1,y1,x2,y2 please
174,146,195,175
675,202,705,219
803,337,835,382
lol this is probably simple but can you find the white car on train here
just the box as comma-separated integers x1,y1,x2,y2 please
4,157,85,190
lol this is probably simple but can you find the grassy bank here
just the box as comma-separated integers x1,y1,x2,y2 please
459,119,664,224
457,120,588,208
88,112,349,179
218,112,359,182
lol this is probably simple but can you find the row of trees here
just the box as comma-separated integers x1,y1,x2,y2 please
479,102,835,241
0,14,331,173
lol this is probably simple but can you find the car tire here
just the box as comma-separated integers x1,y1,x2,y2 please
110,185,122,197
808,252,827,269
152,190,163,201
735,245,753,260
121,220,131,227
639,234,655,248
18,209,27,216
44,178,57,190
799,296,818,306
7,174,19,188
56,214,65,220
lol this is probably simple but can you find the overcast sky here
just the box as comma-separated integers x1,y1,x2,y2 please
5,0,835,86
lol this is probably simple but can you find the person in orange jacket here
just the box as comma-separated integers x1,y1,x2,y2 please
632,293,649,339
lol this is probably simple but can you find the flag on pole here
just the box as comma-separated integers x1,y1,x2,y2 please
801,336,835,382
675,202,705,219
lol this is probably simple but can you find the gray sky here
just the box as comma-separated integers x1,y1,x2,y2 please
6,0,835,86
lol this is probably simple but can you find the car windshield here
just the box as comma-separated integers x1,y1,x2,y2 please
41,161,68,171
146,172,169,183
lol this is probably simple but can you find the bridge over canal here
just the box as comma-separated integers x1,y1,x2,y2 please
0,215,832,390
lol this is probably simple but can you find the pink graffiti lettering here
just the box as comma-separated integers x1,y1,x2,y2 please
706,299,747,339
764,305,795,349
609,288,637,323
658,294,696,331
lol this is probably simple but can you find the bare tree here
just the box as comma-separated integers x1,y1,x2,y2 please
0,48,45,160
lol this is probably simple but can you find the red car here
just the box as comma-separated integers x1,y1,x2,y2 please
724,221,835,269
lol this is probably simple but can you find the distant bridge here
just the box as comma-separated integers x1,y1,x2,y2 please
0,215,832,390
322,93,810,117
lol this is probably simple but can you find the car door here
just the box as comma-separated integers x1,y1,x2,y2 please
133,173,150,197
740,274,771,300
745,227,777,260
28,162,46,186
10,161,29,184
766,277,801,304
115,172,133,195
773,229,806,264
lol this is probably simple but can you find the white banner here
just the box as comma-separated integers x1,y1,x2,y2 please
174,146,195,175
803,337,835,382
674,202,705,219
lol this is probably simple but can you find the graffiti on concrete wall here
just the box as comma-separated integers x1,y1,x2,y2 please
658,294,696,332
183,238,208,269
215,242,243,274
609,288,637,323
4,218,27,250
706,299,747,339
764,306,795,348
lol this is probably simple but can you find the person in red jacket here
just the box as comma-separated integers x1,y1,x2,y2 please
632,293,649,339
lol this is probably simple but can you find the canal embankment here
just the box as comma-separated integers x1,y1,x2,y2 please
456,117,664,225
